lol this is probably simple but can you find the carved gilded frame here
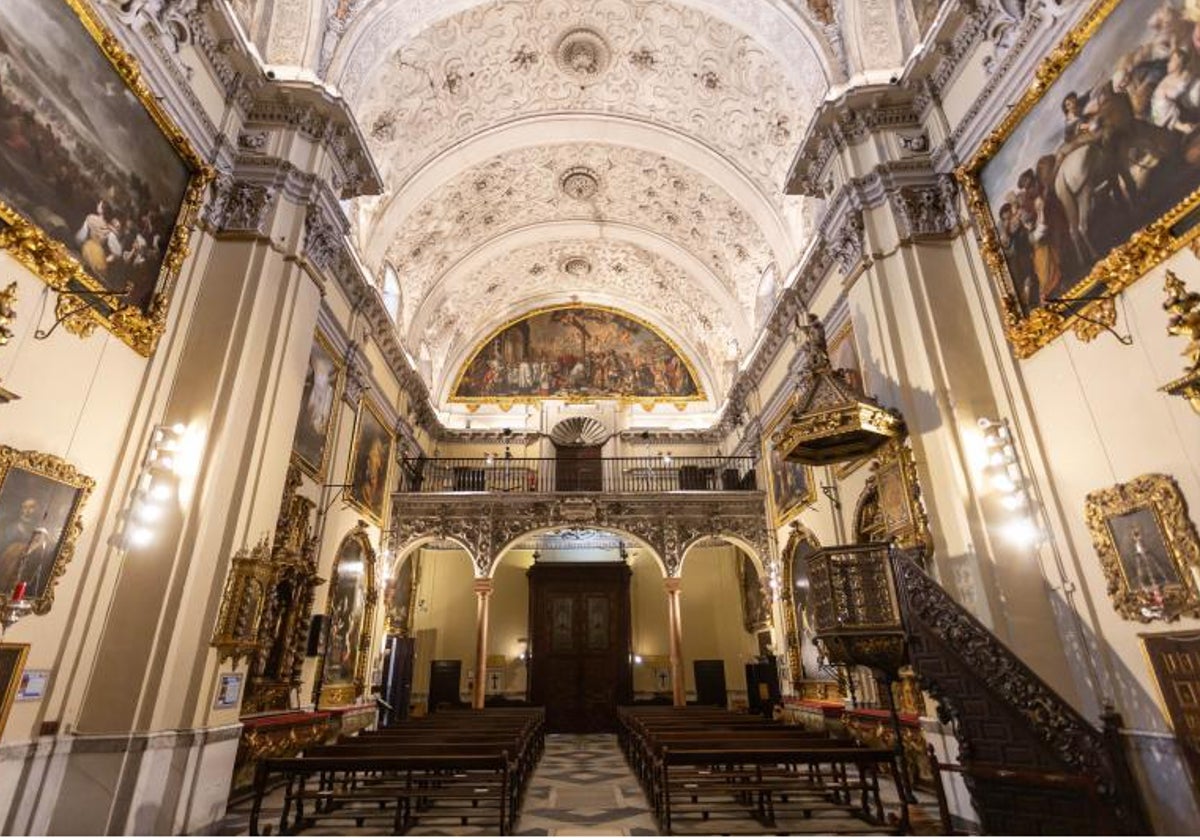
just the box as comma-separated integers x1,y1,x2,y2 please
0,0,211,356
957,0,1200,358
0,446,94,615
763,402,816,527
1084,474,1200,623
317,524,378,708
291,330,344,482
779,522,820,688
344,398,393,525
448,303,708,405
0,643,28,738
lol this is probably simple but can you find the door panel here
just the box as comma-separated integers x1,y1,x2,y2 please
528,563,632,732
555,445,603,492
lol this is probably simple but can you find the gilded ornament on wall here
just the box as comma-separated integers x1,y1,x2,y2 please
1085,474,1200,623
210,538,274,666
1160,270,1200,413
0,0,211,356
957,0,1200,359
317,523,378,708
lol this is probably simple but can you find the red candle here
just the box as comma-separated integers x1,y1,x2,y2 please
11,581,26,601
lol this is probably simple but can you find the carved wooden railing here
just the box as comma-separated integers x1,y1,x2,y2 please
890,551,1150,835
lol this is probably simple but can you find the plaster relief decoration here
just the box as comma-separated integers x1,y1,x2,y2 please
421,238,735,396
450,304,703,404
345,399,393,523
1085,473,1200,623
0,0,209,356
349,0,819,204
317,524,377,707
291,330,344,481
0,446,94,615
960,0,1200,358
386,143,774,333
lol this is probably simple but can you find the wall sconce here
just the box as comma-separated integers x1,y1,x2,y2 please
119,422,203,550
661,451,673,466
978,418,1043,547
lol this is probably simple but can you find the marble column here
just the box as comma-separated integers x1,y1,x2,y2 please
473,578,494,710
664,577,685,707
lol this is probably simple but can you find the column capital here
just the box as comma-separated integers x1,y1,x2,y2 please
473,578,495,596
663,577,682,594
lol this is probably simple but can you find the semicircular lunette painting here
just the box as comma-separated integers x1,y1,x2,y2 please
450,305,705,402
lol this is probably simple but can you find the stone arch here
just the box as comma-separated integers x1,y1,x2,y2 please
387,533,479,575
488,525,669,580
677,531,770,580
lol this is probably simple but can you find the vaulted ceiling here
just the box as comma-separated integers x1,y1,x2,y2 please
245,0,852,414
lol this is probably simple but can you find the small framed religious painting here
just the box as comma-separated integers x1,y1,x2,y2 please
958,0,1200,358
763,404,815,527
345,400,393,523
0,446,94,615
1085,474,1200,623
0,643,28,737
0,0,210,355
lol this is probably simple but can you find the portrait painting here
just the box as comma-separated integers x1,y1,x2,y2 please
385,553,418,636
739,553,770,634
0,446,93,614
320,529,376,699
962,0,1200,356
451,304,703,402
764,408,814,526
0,0,207,356
346,401,392,522
1085,473,1200,622
291,333,342,480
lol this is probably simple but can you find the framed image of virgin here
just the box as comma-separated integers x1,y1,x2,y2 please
959,0,1200,358
0,446,94,615
291,332,343,480
0,0,209,356
1085,473,1200,623
317,525,377,708
345,400,393,523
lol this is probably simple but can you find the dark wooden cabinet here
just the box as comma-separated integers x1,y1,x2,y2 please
379,635,415,726
555,444,603,492
528,563,632,732
428,659,463,712
693,659,728,707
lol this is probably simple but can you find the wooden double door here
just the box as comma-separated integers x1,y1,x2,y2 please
528,563,632,732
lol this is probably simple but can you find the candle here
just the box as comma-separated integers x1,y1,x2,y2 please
11,581,26,602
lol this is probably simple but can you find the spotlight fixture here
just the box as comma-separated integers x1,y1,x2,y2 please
978,418,1042,548
117,422,203,551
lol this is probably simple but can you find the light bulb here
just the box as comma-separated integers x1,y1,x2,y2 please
150,482,172,502
129,527,154,548
135,503,163,524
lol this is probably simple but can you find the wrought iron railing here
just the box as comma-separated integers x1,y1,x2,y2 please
396,456,759,495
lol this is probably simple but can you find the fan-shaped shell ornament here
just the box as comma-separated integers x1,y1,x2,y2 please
550,416,610,447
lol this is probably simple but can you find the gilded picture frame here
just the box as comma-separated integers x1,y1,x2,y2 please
779,522,820,688
0,643,28,738
0,446,94,615
1085,473,1200,623
317,524,378,708
344,399,393,524
291,330,344,482
957,0,1200,358
0,0,211,357
763,402,816,527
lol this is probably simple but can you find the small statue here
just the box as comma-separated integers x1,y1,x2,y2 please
0,282,16,346
797,311,831,370
1164,271,1200,375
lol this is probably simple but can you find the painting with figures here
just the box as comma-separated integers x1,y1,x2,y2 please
765,431,814,527
967,0,1200,353
451,305,703,402
322,537,367,687
292,333,341,480
0,0,202,348
346,401,392,522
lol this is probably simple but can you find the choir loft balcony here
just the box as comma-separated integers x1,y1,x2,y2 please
396,455,760,496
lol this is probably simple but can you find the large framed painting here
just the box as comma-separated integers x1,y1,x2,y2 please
291,331,343,480
1085,473,1200,623
959,0,1200,358
0,447,94,614
318,525,377,707
345,400,393,523
0,643,28,738
450,304,704,404
764,405,815,526
384,552,419,636
0,0,210,356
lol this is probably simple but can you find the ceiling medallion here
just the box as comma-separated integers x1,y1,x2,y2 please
562,256,593,277
560,166,600,200
554,28,612,81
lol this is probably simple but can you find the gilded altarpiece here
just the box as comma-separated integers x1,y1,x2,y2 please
242,466,323,714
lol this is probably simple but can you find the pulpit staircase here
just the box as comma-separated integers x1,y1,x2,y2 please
809,544,1151,835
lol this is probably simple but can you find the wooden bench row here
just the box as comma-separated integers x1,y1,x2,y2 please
618,706,911,835
248,707,545,836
